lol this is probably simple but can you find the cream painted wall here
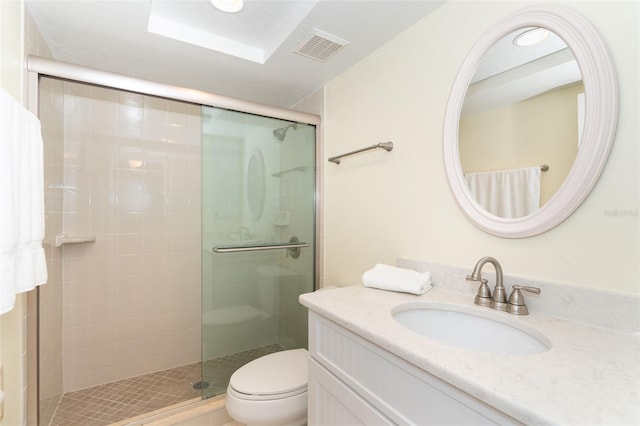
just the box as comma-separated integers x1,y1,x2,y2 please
324,1,639,296
0,1,27,424
0,0,24,101
1,2,55,424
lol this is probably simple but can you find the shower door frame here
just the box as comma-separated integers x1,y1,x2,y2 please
25,55,322,426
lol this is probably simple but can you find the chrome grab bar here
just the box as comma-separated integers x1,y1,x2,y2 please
212,242,309,253
212,236,308,259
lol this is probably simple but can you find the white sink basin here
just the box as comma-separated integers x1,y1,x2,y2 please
393,306,549,355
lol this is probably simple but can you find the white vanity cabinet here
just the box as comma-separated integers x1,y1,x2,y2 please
307,311,520,425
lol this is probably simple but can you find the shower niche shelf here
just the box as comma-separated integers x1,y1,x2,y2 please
274,212,290,227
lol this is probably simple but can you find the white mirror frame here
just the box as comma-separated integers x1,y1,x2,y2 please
443,5,618,238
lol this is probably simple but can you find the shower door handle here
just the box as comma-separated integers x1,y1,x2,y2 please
212,236,308,258
212,242,309,253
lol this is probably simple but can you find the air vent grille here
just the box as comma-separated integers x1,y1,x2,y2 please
294,29,348,62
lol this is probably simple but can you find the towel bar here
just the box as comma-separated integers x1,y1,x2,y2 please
328,142,393,164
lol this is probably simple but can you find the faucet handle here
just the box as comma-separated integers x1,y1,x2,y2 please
516,285,541,294
507,285,541,315
470,278,492,307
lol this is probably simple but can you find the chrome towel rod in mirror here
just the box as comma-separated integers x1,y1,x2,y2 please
328,142,393,164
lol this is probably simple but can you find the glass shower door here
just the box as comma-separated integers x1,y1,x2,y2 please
200,106,315,398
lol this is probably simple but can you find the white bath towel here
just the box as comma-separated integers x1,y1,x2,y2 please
0,87,48,316
362,264,432,295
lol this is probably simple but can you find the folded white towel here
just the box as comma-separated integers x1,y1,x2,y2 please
0,87,48,315
362,264,432,295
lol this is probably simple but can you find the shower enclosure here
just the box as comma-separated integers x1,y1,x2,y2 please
200,107,316,397
30,57,318,425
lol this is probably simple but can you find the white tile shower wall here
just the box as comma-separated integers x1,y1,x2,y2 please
60,82,202,392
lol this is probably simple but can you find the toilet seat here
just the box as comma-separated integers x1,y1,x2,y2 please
227,382,306,401
229,348,308,400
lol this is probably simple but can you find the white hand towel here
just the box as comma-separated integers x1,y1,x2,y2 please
362,264,432,295
0,87,48,316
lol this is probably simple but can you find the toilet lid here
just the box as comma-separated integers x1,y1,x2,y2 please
229,348,308,396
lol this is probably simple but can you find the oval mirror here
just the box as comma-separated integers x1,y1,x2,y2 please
247,149,266,221
460,28,582,219
443,5,618,238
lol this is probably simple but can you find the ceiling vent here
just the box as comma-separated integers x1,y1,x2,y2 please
294,29,348,62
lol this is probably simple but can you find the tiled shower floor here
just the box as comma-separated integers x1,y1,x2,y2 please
50,344,283,426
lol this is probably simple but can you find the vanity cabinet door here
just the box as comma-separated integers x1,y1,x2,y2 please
308,358,393,426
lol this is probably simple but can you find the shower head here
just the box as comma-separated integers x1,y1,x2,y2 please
273,123,298,141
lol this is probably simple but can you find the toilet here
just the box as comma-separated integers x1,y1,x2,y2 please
225,348,308,426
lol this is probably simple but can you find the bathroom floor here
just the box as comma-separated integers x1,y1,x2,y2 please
49,344,284,426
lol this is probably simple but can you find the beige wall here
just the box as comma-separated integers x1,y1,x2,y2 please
2,2,56,425
323,1,639,296
1,1,27,424
0,0,23,100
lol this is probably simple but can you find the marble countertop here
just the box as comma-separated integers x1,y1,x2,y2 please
299,286,640,425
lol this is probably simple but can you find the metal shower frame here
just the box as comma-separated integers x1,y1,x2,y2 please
25,55,322,425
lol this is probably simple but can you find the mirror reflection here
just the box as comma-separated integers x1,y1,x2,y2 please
247,149,266,221
459,27,583,218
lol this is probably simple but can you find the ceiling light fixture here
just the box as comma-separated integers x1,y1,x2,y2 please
513,27,550,47
210,0,243,13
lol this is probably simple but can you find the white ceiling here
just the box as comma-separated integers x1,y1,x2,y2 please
27,0,446,108
464,27,582,115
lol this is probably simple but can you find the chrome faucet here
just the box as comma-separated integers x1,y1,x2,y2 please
466,256,507,311
467,256,541,315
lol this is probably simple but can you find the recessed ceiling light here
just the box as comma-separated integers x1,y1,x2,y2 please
210,0,243,13
513,28,550,47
